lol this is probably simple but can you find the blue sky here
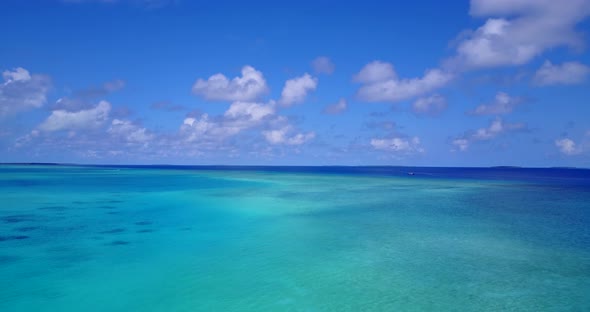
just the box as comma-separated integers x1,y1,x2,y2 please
1,0,590,166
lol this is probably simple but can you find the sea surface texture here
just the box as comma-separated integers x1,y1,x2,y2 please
0,165,589,311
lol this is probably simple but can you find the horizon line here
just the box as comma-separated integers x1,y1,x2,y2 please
0,162,587,170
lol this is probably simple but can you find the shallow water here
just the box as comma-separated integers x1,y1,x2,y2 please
1,165,589,311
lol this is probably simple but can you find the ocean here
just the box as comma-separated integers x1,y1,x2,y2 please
0,165,589,311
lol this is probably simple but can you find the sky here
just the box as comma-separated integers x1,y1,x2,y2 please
1,0,590,167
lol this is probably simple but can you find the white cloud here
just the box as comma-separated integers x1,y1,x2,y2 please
1,67,51,117
278,73,318,107
13,130,41,149
181,115,234,142
287,132,316,145
468,92,522,115
323,98,347,114
312,56,335,75
262,125,315,145
181,114,219,141
452,139,470,152
192,66,268,102
370,137,424,154
108,119,153,143
533,60,590,86
180,101,315,148
224,101,275,122
412,94,447,116
13,100,156,157
555,138,581,155
355,61,453,103
449,0,590,69
453,118,525,151
3,67,31,81
262,115,316,145
38,100,111,132
221,101,276,136
181,101,275,142
472,118,522,140
354,61,396,83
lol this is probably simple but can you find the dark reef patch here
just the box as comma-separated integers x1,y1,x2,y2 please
99,228,126,234
106,200,124,204
1,214,35,224
14,226,40,232
108,240,130,246
135,221,152,226
98,205,116,210
38,205,69,211
0,235,30,242
46,225,87,237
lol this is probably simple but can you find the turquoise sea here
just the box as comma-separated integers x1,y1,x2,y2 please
0,165,589,311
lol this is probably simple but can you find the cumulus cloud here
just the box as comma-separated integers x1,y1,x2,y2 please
263,125,316,145
192,66,268,102
15,95,313,160
555,138,580,155
370,137,424,154
354,61,396,83
452,139,470,152
224,101,275,122
181,101,275,142
312,56,335,75
13,101,140,157
472,118,524,140
181,114,221,141
278,73,318,107
108,119,153,144
449,0,590,69
221,101,276,135
468,92,523,115
412,94,447,116
180,99,315,149
1,67,51,117
355,61,453,103
3,67,31,81
533,60,590,86
323,98,347,114
452,118,525,151
38,100,111,132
